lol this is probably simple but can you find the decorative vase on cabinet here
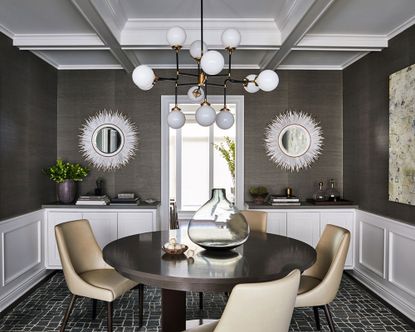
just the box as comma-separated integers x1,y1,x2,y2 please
188,188,249,250
57,180,77,204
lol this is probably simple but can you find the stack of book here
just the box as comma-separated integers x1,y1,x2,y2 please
76,195,110,206
110,193,140,206
268,195,301,206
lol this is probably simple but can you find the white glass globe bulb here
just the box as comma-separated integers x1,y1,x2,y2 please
166,26,186,47
216,109,234,129
244,74,260,93
168,108,186,129
221,28,241,49
132,65,155,90
256,70,279,92
196,103,216,126
200,50,225,75
189,40,208,59
187,86,205,102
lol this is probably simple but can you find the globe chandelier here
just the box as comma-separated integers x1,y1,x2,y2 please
132,0,280,130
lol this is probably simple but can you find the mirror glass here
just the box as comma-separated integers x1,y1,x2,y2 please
279,125,310,157
95,126,122,154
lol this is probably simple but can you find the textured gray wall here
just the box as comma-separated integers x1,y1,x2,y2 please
343,25,415,225
0,33,57,220
58,69,343,201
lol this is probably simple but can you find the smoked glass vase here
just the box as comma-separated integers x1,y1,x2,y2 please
188,188,249,250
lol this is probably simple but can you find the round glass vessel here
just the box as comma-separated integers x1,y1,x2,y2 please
188,188,250,250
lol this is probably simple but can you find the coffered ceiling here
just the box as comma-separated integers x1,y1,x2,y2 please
0,0,414,71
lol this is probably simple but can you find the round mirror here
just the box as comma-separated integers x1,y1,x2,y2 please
278,125,310,157
92,124,124,156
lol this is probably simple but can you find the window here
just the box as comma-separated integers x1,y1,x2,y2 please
169,104,236,212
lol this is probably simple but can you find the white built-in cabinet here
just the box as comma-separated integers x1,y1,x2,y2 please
45,208,159,269
252,208,355,269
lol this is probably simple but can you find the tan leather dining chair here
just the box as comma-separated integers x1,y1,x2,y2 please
295,224,350,332
184,269,300,332
55,219,142,332
198,210,268,311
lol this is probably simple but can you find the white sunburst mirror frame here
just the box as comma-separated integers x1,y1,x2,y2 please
79,110,138,171
264,110,323,172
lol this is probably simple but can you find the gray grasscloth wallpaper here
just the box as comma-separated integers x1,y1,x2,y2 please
58,69,343,201
0,33,57,220
343,24,415,225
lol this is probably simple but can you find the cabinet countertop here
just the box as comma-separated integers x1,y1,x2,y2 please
247,201,358,209
42,202,160,210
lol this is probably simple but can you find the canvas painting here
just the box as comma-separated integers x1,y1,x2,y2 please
389,63,415,205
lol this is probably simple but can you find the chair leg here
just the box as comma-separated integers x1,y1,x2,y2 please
323,304,336,332
92,299,97,320
60,294,77,332
138,284,144,327
107,301,113,332
199,292,203,311
313,306,321,331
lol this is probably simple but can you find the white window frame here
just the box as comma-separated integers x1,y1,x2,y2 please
161,95,244,231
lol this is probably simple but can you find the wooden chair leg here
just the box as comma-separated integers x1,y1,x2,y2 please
138,284,144,327
60,294,77,332
92,299,97,320
107,301,113,332
199,292,203,311
313,306,321,331
323,304,336,332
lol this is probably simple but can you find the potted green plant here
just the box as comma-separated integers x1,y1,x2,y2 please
43,159,89,204
249,186,269,204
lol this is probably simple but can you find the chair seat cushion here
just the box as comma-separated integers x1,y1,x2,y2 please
298,276,321,295
183,321,218,332
80,269,138,300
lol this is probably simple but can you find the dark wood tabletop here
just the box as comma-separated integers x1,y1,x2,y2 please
103,229,316,332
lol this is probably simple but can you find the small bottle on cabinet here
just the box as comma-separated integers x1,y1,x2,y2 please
313,182,327,201
325,179,340,201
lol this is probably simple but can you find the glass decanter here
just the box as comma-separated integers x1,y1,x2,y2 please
313,181,327,201
325,179,340,201
188,188,249,250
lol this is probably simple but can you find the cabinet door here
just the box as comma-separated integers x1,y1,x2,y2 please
287,212,320,247
266,212,287,236
118,212,154,239
320,212,354,268
47,212,82,268
82,212,118,249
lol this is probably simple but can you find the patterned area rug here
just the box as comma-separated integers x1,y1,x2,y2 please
0,272,413,331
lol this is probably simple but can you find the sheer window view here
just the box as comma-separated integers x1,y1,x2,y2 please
169,104,236,212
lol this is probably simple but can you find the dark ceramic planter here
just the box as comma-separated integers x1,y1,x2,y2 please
57,180,77,204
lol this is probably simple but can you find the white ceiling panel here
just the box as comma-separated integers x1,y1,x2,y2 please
279,50,366,69
0,0,94,35
34,50,121,69
310,0,415,35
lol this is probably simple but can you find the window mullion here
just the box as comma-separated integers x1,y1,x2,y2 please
208,124,214,194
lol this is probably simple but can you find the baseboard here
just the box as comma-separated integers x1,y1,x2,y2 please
350,268,415,323
0,268,52,312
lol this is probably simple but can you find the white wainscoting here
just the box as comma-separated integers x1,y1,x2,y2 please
0,210,50,312
353,209,415,322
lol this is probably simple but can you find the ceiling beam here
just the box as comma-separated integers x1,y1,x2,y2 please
264,0,336,69
71,0,137,72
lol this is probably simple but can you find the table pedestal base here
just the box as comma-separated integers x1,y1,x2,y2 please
161,289,186,332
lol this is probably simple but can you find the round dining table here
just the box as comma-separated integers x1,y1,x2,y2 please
103,229,316,332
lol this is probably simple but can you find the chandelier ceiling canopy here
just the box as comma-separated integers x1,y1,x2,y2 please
132,0,280,130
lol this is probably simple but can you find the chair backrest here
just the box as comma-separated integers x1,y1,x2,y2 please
303,224,350,302
55,219,109,288
241,210,267,233
214,269,300,332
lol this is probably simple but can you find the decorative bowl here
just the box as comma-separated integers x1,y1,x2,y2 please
162,244,188,255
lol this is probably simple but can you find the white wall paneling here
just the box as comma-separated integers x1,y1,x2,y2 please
0,210,50,312
353,210,415,322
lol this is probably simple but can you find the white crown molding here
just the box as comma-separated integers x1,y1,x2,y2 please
121,18,281,47
58,64,123,70
277,64,342,70
19,46,110,51
90,0,127,41
0,22,14,39
340,51,369,69
149,63,260,70
298,33,388,49
13,33,104,47
387,15,415,40
31,51,60,69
